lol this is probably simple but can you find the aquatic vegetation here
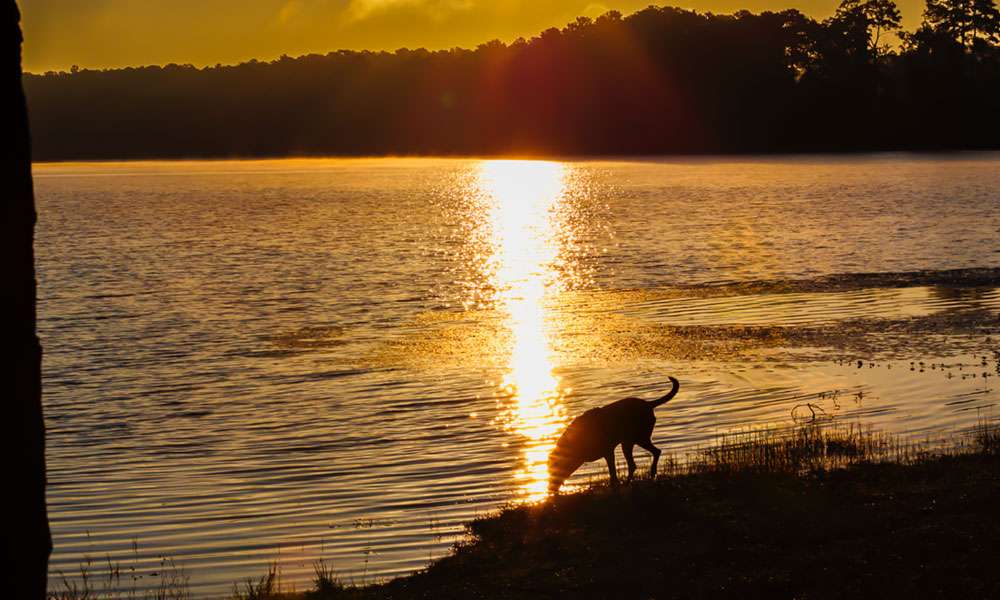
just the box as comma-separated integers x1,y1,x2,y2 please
230,565,280,600
304,562,347,599
47,542,190,600
692,422,901,475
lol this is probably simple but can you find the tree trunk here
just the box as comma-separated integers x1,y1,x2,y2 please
6,1,51,598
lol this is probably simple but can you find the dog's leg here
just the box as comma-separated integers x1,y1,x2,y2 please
622,443,637,482
604,451,618,487
638,439,661,477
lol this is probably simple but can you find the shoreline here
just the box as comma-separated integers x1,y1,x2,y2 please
47,420,1000,599
28,149,1000,166
228,421,1000,600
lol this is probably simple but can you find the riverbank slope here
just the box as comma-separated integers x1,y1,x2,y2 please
276,423,1000,599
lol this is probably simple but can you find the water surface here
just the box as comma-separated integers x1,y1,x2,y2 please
36,155,1000,597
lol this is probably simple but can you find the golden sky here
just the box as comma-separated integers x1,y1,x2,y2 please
21,0,927,73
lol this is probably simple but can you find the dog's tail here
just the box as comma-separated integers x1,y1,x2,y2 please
649,376,680,408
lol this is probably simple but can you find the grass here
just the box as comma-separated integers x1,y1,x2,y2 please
52,418,1000,600
47,541,190,600
230,566,279,600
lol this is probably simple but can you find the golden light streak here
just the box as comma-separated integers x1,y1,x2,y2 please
476,160,570,501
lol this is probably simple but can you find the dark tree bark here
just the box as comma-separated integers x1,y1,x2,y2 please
6,1,51,598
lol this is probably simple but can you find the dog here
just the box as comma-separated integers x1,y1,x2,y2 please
548,376,679,493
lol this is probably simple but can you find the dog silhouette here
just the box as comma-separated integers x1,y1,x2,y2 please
548,377,679,493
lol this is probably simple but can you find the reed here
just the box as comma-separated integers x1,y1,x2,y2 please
47,541,190,600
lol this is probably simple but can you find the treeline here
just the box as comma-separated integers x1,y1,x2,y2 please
24,1,1000,159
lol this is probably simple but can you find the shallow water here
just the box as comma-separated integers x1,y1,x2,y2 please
35,155,1000,597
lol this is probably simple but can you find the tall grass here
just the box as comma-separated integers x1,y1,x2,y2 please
690,422,906,475
664,416,999,479
47,542,190,600
972,416,1000,455
226,561,350,600
305,561,347,599
581,415,999,491
229,565,279,600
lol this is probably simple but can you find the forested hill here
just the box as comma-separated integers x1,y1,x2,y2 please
24,3,1000,160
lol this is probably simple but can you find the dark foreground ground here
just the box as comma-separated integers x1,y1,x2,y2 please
278,428,1000,600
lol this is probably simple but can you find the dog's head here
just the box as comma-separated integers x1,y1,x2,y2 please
547,446,584,494
547,409,604,493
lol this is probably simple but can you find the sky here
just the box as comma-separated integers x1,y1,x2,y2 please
20,0,927,73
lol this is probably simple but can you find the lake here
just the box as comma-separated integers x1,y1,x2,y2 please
35,155,1000,597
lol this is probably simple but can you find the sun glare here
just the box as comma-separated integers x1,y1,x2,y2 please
476,160,570,501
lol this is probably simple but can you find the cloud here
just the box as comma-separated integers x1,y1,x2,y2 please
22,0,925,73
275,0,305,25
345,0,476,23
582,3,611,17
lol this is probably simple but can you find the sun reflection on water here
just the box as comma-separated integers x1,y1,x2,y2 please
475,160,571,501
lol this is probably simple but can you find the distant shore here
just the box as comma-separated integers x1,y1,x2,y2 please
23,5,1000,162
223,421,999,600
27,149,1000,166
